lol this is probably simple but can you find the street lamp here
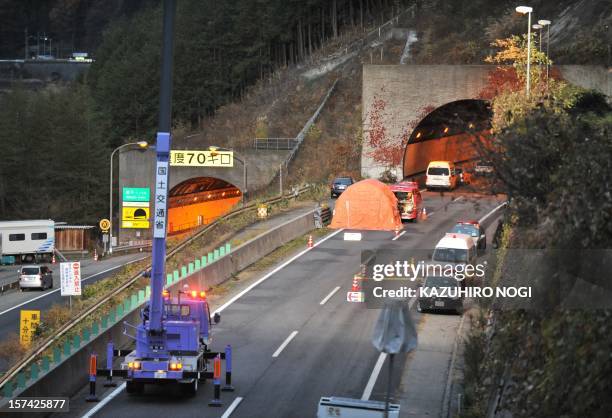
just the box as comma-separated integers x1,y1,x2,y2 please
532,24,543,51
516,6,533,97
538,19,552,87
208,146,247,205
108,141,149,254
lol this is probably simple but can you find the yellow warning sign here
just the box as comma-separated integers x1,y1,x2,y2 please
121,206,149,229
20,310,40,347
121,220,150,229
99,218,111,232
122,207,149,221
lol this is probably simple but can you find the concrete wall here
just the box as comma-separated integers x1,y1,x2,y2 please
361,65,491,179
117,147,287,243
557,65,612,100
0,60,90,82
362,64,612,179
10,209,315,410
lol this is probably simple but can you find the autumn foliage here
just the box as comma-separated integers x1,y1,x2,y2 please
366,91,435,167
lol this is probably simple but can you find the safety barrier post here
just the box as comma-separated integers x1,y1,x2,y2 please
86,354,99,402
208,354,223,406
222,344,234,391
104,342,117,387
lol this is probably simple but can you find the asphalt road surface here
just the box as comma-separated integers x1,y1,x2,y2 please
65,192,505,418
0,253,148,348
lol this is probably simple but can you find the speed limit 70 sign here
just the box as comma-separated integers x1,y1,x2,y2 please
99,219,111,232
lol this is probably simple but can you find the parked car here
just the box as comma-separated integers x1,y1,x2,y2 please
417,275,463,314
330,177,355,198
389,181,422,222
474,160,494,176
450,221,486,251
426,161,458,190
19,265,53,290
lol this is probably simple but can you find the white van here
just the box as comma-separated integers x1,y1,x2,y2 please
432,233,477,265
426,161,458,190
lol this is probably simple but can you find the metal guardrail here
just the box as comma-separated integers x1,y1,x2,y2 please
254,138,299,150
283,79,338,170
112,241,152,253
0,185,312,395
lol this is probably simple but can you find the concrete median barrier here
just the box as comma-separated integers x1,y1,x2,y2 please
5,209,316,406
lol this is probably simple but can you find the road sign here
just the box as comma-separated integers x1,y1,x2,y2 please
102,234,109,243
153,161,169,238
372,300,417,354
60,262,82,296
122,187,150,202
346,291,364,303
99,218,111,232
169,150,233,167
20,310,40,347
257,205,268,219
122,220,150,229
122,207,150,221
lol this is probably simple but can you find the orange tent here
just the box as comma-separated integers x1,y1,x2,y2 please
330,179,402,231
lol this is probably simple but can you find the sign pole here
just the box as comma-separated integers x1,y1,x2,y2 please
149,0,176,334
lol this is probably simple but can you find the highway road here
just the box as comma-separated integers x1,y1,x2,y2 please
65,192,505,418
0,253,148,348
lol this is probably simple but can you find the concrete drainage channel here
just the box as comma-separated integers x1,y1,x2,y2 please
0,206,321,411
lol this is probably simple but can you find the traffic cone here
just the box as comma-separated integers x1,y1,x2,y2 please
94,249,98,261
421,207,428,221
395,225,400,236
351,275,361,292
51,253,56,264
307,235,313,249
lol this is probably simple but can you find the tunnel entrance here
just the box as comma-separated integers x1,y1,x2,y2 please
402,100,492,179
168,177,242,234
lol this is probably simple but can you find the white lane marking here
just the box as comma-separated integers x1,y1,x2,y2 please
213,229,344,316
391,231,406,241
419,188,427,193
272,331,298,358
452,196,464,202
0,257,147,317
427,211,435,218
320,286,341,305
478,201,508,224
80,230,342,418
221,396,244,418
80,382,126,418
362,352,388,400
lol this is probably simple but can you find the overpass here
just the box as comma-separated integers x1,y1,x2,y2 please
361,64,612,179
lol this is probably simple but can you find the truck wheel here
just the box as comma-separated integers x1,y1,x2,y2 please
180,379,198,396
126,381,144,394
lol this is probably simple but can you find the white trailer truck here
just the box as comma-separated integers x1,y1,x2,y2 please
0,220,55,263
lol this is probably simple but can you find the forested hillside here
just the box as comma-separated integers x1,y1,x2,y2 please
0,0,407,222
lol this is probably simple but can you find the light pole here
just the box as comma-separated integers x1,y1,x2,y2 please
108,141,148,254
538,19,552,87
532,24,542,51
516,6,533,97
208,146,247,205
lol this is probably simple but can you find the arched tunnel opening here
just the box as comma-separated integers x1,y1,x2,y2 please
402,99,492,179
168,177,242,234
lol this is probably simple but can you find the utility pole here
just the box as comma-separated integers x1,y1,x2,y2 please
149,0,176,334
24,28,28,60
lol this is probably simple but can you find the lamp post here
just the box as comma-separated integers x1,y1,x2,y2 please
532,24,543,51
108,141,148,254
208,146,247,205
538,19,552,87
516,6,533,97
